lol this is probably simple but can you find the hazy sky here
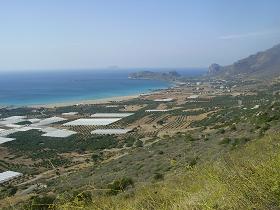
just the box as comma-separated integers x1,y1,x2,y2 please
0,0,280,71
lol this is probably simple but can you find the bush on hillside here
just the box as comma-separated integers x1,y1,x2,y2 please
107,177,134,195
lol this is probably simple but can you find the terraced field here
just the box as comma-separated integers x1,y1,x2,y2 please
157,115,188,133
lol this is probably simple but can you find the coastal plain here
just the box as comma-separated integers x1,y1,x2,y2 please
1,44,280,209
1,74,279,209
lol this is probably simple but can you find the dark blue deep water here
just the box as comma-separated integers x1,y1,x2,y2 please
0,68,206,106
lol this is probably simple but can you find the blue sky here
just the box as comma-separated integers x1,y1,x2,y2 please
0,0,279,71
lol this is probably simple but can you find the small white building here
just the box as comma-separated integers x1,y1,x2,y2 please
28,118,41,123
0,129,21,137
42,129,77,138
64,118,121,126
0,116,27,125
62,112,78,116
0,137,15,145
0,171,23,184
154,98,174,102
187,95,199,99
145,109,169,112
91,113,133,118
33,117,66,126
105,105,119,108
91,129,132,135
251,105,260,110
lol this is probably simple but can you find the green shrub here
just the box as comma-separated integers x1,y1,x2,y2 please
16,120,32,125
124,137,136,147
91,153,102,162
0,185,18,199
158,150,164,155
230,124,237,131
185,134,196,141
189,156,199,167
218,128,226,134
219,138,232,145
135,140,143,147
27,194,56,210
153,173,164,181
73,191,92,205
107,177,134,195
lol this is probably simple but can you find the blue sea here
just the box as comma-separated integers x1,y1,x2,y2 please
0,68,206,106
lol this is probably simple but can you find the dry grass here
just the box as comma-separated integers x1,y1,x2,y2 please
46,133,280,210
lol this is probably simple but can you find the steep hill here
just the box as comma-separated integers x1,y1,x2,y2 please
47,133,280,210
209,43,280,80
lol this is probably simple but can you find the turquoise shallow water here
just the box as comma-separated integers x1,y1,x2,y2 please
0,69,206,106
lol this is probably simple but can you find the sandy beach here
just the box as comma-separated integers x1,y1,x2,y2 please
28,94,141,108
27,87,169,109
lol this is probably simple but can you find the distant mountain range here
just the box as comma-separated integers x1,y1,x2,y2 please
208,43,280,80
129,44,280,82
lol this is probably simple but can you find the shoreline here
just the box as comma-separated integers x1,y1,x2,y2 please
28,94,142,108
27,87,169,108
1,82,174,109
1,85,174,109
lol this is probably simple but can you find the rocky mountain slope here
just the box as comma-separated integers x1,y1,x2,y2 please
209,43,280,80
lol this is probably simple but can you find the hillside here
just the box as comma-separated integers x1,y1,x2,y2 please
55,133,280,209
209,43,280,80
